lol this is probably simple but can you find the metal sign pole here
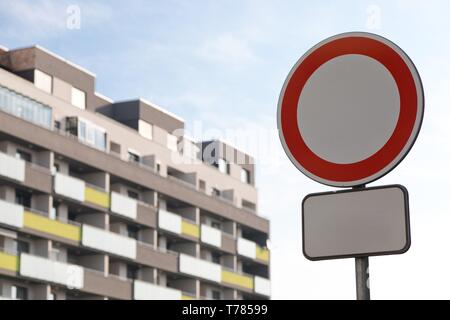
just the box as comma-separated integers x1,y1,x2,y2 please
352,184,370,300
355,256,370,300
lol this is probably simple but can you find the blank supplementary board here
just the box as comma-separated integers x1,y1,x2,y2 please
302,185,410,261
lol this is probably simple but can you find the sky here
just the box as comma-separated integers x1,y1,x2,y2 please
1,0,450,299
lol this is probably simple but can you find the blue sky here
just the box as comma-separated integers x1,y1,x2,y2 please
2,0,450,299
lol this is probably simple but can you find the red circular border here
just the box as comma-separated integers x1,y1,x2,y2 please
280,36,418,182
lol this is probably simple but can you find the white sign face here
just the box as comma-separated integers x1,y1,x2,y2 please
278,32,424,187
302,185,410,260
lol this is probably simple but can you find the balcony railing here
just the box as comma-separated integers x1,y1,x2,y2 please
1,99,266,219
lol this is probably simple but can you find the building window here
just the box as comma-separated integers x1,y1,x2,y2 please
71,87,86,109
127,190,139,200
138,120,153,140
0,85,52,129
16,240,30,254
15,189,31,208
199,180,206,191
54,120,61,130
167,134,178,151
212,188,221,197
15,149,32,162
211,221,221,230
11,285,28,300
65,117,107,151
110,141,121,155
217,158,227,174
127,225,139,240
212,290,221,300
240,168,250,184
128,150,140,163
126,264,139,280
34,70,52,94
211,252,221,264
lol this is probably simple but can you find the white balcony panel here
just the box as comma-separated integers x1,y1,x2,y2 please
54,173,85,202
201,224,222,248
254,276,271,296
0,152,25,182
81,225,136,259
179,254,221,283
134,280,182,300
0,200,23,228
110,192,137,219
237,238,257,259
19,253,84,289
158,209,181,234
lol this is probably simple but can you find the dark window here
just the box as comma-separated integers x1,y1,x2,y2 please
16,240,29,254
156,163,161,173
65,117,78,136
110,141,121,154
13,286,28,300
212,252,221,264
15,149,32,162
127,190,139,200
15,189,31,208
127,225,139,240
212,290,221,300
126,264,139,280
128,151,140,163
199,180,206,191
211,222,221,230
54,120,61,130
212,188,221,197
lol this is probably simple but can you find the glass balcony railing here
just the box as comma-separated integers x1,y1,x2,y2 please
0,85,52,129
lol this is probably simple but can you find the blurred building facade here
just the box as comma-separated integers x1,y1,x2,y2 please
0,45,270,300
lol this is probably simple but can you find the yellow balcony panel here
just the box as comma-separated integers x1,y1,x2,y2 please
181,220,200,238
24,211,81,242
182,294,196,300
85,187,110,208
0,252,19,272
256,246,270,262
221,270,254,290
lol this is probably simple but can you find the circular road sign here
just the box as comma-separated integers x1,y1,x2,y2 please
277,32,424,187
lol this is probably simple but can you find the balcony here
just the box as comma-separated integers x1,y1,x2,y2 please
24,162,52,193
84,184,110,208
221,268,254,291
136,242,178,273
0,248,19,274
178,254,221,283
237,237,270,263
0,199,24,229
82,268,132,300
133,280,182,300
23,208,81,243
81,224,137,259
254,276,271,296
0,151,25,182
110,191,137,219
0,102,269,234
158,209,200,240
19,253,84,289
200,224,222,248
200,225,236,254
54,172,85,202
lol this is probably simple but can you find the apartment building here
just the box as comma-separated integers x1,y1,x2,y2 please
0,45,270,300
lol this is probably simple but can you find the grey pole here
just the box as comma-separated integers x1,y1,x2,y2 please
352,184,370,300
355,256,370,300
